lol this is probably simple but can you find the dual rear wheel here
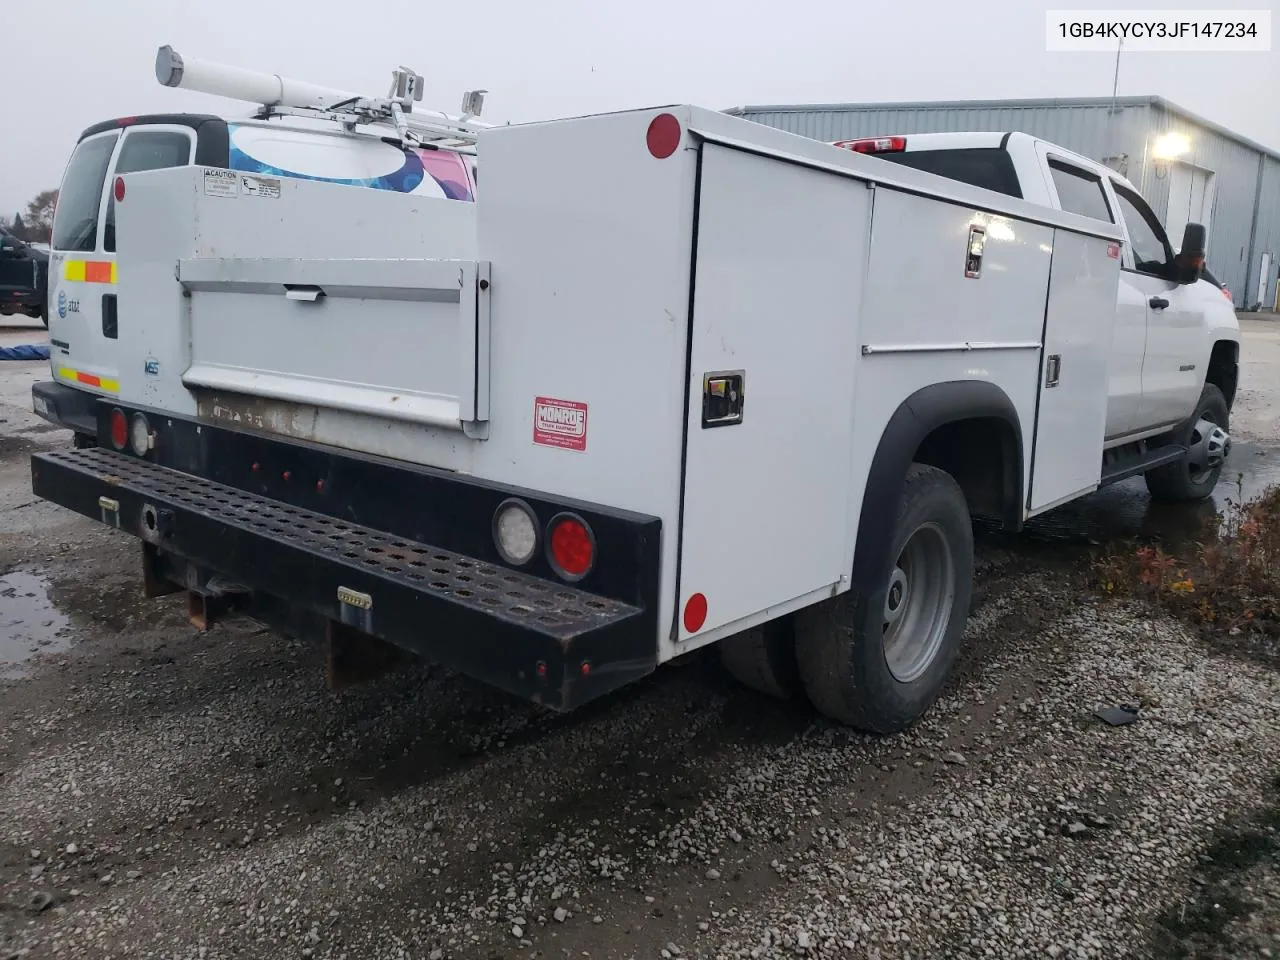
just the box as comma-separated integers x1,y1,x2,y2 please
719,464,973,733
725,385,1232,732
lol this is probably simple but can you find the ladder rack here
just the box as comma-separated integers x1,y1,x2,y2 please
155,45,491,149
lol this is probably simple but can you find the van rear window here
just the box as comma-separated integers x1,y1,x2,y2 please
104,130,193,251
51,134,118,252
875,147,1023,199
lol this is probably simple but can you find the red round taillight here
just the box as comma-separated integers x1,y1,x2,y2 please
114,177,125,202
646,113,681,159
546,513,595,580
108,408,128,450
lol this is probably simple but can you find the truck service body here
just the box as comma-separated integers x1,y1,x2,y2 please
830,131,1240,452
30,59,1239,733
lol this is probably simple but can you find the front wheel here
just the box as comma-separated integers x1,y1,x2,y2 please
1145,383,1231,502
794,463,974,733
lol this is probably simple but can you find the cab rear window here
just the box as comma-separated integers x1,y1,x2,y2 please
104,130,193,251
875,147,1024,199
51,134,118,252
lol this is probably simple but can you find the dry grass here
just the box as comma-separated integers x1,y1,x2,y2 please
1092,481,1280,641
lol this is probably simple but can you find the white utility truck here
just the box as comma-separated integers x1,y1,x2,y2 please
30,55,1238,734
32,47,485,448
824,132,1240,505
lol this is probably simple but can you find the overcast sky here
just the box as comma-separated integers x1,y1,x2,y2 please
1,0,1276,217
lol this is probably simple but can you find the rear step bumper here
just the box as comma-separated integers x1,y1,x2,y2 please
31,441,661,711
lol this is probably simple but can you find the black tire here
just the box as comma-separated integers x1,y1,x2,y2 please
795,463,973,733
719,618,802,700
1144,383,1230,503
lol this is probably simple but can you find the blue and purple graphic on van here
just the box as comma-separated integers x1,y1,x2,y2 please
227,123,474,202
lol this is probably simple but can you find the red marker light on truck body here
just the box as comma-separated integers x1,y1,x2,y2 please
683,593,708,633
833,136,907,154
646,113,681,159
114,177,125,202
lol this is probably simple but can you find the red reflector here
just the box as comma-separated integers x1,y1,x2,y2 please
833,136,907,154
109,409,128,450
114,177,125,202
580,661,591,677
547,514,595,579
683,593,708,633
646,113,682,160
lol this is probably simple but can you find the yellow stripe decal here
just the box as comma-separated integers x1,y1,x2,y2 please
57,366,120,394
61,260,117,284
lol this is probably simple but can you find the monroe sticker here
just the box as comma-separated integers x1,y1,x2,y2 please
533,397,588,452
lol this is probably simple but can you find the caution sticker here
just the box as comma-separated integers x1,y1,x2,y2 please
203,169,239,198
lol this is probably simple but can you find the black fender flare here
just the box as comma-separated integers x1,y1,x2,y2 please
851,380,1024,600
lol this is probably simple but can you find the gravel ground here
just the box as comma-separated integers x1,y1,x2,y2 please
2,317,1279,960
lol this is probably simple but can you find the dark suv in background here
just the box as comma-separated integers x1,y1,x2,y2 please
0,226,49,327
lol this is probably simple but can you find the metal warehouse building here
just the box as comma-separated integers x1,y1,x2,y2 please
726,96,1280,311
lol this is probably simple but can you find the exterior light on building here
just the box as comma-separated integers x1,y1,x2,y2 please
1151,132,1191,161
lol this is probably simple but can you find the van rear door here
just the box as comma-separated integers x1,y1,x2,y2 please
49,124,197,398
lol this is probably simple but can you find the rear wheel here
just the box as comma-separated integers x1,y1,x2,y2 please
795,463,973,733
1145,384,1230,502
720,619,801,700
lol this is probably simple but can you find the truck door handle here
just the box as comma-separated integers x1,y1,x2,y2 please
284,284,325,302
702,371,745,427
1148,296,1170,310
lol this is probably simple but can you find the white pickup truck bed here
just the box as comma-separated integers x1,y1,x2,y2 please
32,104,1137,728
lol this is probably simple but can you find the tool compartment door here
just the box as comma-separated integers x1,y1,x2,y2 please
1027,230,1117,513
179,256,491,431
675,143,870,642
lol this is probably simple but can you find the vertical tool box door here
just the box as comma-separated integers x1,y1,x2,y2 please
1027,229,1116,512
675,143,871,642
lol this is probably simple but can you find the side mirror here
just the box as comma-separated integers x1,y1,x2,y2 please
1175,222,1207,284
0,236,25,258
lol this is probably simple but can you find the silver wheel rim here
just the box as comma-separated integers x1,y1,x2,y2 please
882,522,956,684
1186,415,1230,485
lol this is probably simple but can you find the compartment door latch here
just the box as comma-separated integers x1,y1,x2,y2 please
702,371,745,428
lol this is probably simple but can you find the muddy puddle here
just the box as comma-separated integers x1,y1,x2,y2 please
0,571,72,678
1021,440,1280,547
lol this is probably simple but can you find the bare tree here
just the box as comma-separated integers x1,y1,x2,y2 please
23,190,57,243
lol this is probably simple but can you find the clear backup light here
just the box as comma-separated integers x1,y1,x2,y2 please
129,413,152,455
493,499,538,565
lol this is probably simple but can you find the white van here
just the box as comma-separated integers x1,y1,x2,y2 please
33,112,478,444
